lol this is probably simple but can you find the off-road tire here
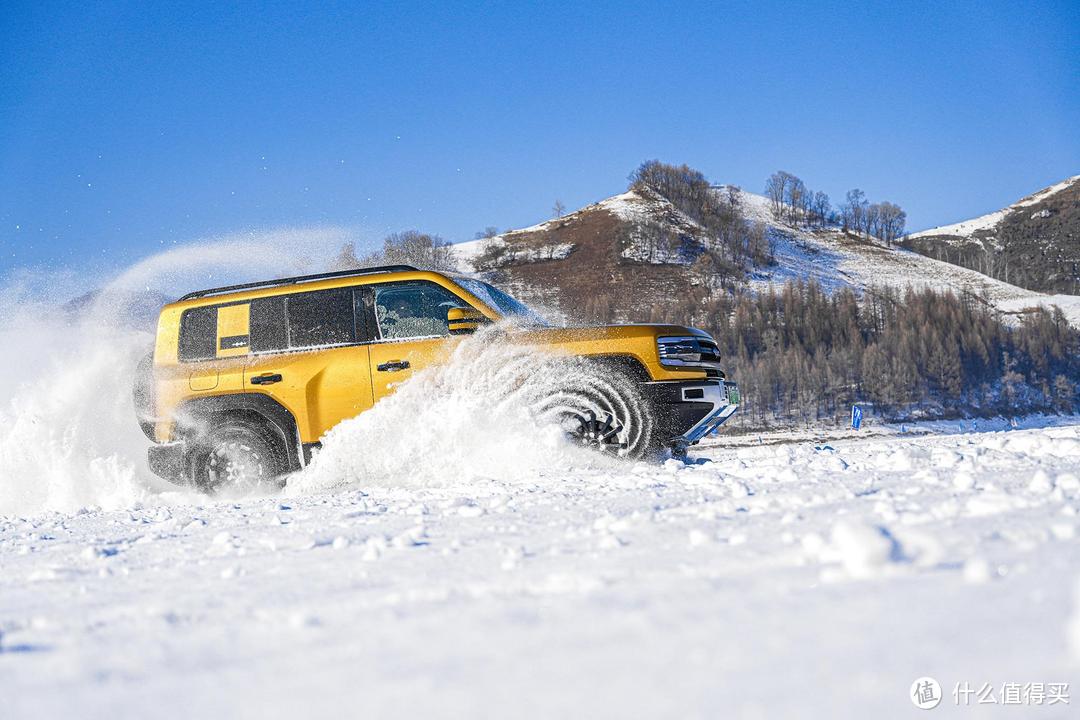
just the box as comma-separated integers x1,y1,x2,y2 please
132,350,157,441
189,420,287,494
531,360,661,460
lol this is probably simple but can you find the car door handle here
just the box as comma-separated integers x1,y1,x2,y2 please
377,360,410,372
250,373,283,385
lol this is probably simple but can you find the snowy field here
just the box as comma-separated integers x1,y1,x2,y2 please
1,238,1078,718
3,420,1080,719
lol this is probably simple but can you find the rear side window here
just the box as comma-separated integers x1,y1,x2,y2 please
250,296,287,353
286,288,355,348
178,306,218,361
178,287,358,360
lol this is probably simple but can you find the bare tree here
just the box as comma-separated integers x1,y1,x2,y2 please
765,171,796,220
864,203,881,239
552,200,566,219
630,160,712,218
876,201,906,246
474,226,499,240
786,176,807,225
843,189,867,235
765,173,786,218
724,185,741,208
364,230,457,271
813,191,831,228
332,241,361,269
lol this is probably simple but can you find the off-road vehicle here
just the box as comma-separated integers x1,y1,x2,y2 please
134,265,739,491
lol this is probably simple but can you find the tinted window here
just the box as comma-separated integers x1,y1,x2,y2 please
250,296,287,353
286,288,355,348
374,281,467,340
178,306,218,361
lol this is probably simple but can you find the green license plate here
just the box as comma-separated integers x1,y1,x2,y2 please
726,385,740,405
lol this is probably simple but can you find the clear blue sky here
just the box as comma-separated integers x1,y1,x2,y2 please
2,0,1077,279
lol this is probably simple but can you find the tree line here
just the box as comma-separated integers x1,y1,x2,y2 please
764,170,832,229
629,160,773,271
633,278,1079,428
765,171,907,245
334,230,458,273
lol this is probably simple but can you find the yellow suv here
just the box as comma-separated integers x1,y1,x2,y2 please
134,265,739,490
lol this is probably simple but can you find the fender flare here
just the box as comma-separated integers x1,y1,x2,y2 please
582,353,652,382
173,393,304,472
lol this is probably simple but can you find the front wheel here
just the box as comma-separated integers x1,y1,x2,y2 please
531,363,660,460
189,421,286,495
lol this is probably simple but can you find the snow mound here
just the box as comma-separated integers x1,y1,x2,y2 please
826,521,905,579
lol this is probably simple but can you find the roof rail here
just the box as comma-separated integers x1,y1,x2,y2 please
177,265,421,302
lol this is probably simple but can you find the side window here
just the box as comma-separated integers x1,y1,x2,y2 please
178,306,218,361
249,296,287,353
373,281,468,340
286,288,355,348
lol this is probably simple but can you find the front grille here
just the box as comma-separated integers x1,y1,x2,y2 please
657,335,724,372
697,339,722,363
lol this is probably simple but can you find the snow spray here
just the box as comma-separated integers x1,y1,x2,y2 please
287,327,625,495
0,228,353,515
0,229,628,514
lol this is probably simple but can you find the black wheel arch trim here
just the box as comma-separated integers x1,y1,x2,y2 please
173,393,304,472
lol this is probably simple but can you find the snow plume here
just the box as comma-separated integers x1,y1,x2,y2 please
0,227,354,516
288,326,624,495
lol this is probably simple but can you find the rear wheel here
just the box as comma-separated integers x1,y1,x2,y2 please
132,350,157,441
189,421,286,495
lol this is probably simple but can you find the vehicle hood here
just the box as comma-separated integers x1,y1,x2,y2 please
507,323,712,345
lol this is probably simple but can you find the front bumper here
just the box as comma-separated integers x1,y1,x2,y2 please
645,379,739,448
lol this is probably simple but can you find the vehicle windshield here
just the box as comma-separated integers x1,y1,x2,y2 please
455,278,548,326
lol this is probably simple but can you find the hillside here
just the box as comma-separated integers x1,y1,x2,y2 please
730,187,1080,325
454,187,721,322
904,175,1080,294
454,185,1080,326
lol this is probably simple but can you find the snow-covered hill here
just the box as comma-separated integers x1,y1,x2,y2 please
904,175,1080,295
454,188,706,271
729,187,1080,325
453,186,717,323
910,175,1079,242
455,185,1080,326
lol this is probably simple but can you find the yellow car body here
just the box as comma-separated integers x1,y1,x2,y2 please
138,265,738,484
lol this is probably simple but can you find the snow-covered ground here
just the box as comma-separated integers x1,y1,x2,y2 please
3,419,1079,718
3,231,1079,719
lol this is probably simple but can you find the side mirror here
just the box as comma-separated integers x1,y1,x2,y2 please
447,307,487,335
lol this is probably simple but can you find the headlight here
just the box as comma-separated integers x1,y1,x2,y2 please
657,335,722,367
